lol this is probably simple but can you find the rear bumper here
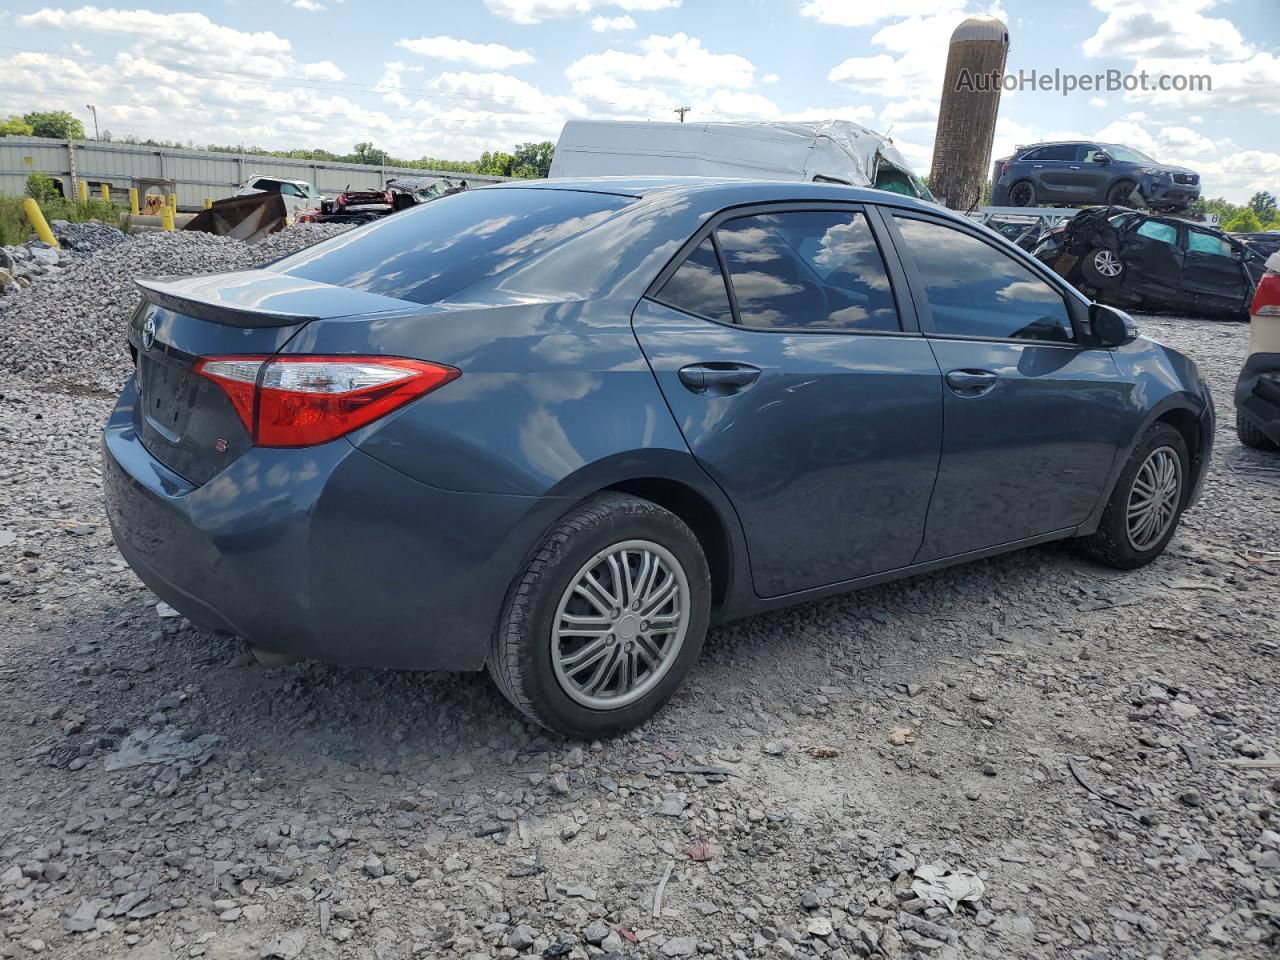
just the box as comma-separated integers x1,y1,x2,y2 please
1236,354,1280,445
103,381,568,670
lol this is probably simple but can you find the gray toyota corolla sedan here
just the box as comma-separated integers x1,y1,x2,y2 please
103,178,1214,738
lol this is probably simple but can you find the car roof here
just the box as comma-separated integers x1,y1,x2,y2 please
486,176,943,214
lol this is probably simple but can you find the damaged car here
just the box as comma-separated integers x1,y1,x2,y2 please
1236,252,1280,450
992,142,1200,212
1033,206,1267,319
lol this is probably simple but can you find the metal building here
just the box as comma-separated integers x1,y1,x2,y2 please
929,16,1009,212
0,137,510,210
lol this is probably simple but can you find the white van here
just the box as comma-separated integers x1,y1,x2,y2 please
549,120,935,202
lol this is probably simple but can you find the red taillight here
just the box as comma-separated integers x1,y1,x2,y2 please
1000,161,1009,175
1252,273,1280,317
193,355,459,448
383,191,393,205
336,193,348,207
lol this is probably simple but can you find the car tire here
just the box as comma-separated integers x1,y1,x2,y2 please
1008,180,1036,207
1237,411,1279,451
1081,247,1126,289
489,493,711,739
1076,422,1189,570
1106,180,1138,206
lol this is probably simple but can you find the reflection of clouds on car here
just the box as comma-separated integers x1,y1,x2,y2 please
813,220,892,292
996,279,1064,304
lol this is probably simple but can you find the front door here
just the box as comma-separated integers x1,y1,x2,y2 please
1119,218,1185,305
633,206,943,598
887,213,1132,561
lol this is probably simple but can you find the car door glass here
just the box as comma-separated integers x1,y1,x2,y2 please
716,211,899,331
1081,146,1106,162
893,216,1074,343
1021,148,1045,162
1187,230,1233,257
1135,220,1177,246
1038,145,1076,161
654,238,734,323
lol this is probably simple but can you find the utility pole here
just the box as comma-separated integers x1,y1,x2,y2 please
673,106,691,123
85,104,99,140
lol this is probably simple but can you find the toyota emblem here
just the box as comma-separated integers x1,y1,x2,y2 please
141,316,157,351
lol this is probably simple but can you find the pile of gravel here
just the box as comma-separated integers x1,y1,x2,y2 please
0,223,353,391
49,219,129,254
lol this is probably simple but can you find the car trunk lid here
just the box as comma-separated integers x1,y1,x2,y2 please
129,270,414,484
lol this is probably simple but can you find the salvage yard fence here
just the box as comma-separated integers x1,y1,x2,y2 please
0,136,512,210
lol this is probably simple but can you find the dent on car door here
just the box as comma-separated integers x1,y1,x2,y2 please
632,205,943,598
887,214,1132,561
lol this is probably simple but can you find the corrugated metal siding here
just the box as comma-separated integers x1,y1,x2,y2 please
0,136,512,208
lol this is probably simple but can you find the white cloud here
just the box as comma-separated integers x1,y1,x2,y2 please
781,105,876,125
17,6,294,77
484,0,678,25
1081,0,1250,61
704,89,781,120
397,36,534,70
1088,96,1107,108
301,60,345,82
1128,52,1280,114
800,0,958,27
568,33,756,91
291,0,325,11
591,14,635,31
762,73,779,85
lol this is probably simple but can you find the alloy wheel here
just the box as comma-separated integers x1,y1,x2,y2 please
1125,446,1182,551
1010,182,1034,206
1093,249,1124,278
551,540,691,709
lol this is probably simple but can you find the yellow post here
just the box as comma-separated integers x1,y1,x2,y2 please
161,204,175,231
100,183,111,204
77,180,88,204
22,199,60,249
167,193,177,210
203,197,212,209
129,187,140,216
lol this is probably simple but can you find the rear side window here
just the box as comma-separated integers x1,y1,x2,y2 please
893,216,1073,343
275,188,630,304
716,211,899,331
1037,145,1077,161
253,179,281,193
1187,230,1233,257
1135,220,1177,246
656,238,734,323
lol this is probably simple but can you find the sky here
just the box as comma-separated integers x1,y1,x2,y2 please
0,0,1277,202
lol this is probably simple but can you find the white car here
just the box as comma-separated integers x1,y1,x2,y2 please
233,176,324,218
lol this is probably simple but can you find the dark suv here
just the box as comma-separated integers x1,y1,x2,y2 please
992,142,1200,212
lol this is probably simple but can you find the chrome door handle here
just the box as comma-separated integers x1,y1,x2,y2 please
946,369,999,396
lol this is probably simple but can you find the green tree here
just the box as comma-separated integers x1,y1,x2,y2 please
509,141,555,179
25,173,60,201
23,110,86,139
1223,208,1264,233
0,115,34,137
1247,191,1277,219
352,142,391,166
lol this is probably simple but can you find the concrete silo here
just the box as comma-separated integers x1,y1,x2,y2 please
929,16,1009,212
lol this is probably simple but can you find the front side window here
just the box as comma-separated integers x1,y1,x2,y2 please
253,179,282,194
893,216,1074,343
1186,230,1233,258
716,211,899,331
655,238,733,323
1135,220,1177,246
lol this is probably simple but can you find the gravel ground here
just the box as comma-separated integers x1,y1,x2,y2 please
0,234,1276,960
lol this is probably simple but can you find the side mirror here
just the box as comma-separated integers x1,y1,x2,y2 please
1091,154,1111,164
1090,303,1138,347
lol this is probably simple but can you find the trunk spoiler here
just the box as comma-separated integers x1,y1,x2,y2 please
134,270,414,328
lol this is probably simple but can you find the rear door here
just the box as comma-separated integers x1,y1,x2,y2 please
1066,144,1111,200
633,203,943,598
1030,145,1078,201
1182,226,1251,314
885,212,1131,561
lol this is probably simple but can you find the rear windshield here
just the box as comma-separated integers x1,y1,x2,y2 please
273,187,631,304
